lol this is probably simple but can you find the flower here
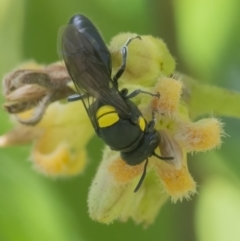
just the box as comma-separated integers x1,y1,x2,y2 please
88,33,224,226
0,33,225,227
1,62,94,176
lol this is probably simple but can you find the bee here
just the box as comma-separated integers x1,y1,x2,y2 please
60,14,173,192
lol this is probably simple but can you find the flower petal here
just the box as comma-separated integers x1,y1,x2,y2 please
118,170,169,227
88,147,169,226
158,130,183,169
151,77,183,117
175,118,225,152
88,149,134,223
30,101,93,176
0,126,41,146
32,143,87,176
108,156,145,184
153,139,196,202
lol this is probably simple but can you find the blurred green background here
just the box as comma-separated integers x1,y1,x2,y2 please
1,0,240,241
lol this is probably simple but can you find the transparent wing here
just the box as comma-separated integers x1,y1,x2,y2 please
60,24,131,126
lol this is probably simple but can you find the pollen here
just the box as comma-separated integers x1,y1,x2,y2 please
108,157,145,184
151,77,183,116
176,118,224,152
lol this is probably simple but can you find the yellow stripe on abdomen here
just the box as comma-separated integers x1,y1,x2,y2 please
138,116,146,131
96,105,119,128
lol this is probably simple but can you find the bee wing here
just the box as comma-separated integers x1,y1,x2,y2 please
61,24,131,121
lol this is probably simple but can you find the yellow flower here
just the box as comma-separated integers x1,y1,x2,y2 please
88,146,169,227
0,33,225,226
88,33,224,225
1,62,94,176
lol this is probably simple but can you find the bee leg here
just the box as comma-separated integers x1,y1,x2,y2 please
152,152,174,161
125,89,160,99
67,93,87,102
112,36,141,87
146,111,157,132
112,48,127,88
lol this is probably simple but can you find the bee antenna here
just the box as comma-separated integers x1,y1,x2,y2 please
134,159,148,193
152,152,174,161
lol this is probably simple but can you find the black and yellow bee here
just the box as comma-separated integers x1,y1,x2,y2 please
60,14,173,192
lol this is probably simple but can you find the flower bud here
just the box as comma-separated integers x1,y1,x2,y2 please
109,33,176,85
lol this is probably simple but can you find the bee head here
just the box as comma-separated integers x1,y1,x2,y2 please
121,130,160,166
